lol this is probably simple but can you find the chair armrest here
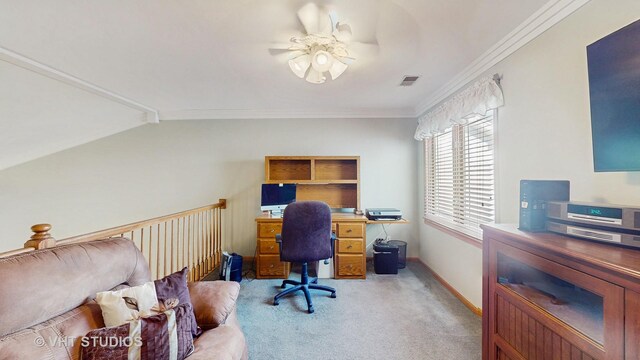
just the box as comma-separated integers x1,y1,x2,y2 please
187,281,240,329
327,232,336,263
276,234,282,256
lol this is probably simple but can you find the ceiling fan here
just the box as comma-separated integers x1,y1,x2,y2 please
270,3,379,84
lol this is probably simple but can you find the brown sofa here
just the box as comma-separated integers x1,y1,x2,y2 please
0,237,248,360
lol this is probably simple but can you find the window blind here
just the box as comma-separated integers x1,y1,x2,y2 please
424,113,495,238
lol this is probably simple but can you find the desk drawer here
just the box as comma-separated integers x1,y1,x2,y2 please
338,223,364,238
258,239,280,254
258,223,282,238
257,254,287,277
335,254,365,278
337,239,363,254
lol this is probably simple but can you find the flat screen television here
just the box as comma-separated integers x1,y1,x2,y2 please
587,19,640,172
260,183,296,214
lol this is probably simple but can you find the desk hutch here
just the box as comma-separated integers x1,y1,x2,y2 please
255,156,368,279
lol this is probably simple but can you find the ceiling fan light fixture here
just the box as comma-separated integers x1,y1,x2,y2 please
306,69,326,84
311,50,334,72
271,4,378,84
328,60,348,80
288,54,311,78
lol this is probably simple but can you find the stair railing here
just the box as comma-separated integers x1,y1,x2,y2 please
1,199,227,281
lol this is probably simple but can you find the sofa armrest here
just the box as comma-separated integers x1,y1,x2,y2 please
187,281,240,329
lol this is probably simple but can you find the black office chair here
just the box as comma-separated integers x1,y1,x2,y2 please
273,201,336,314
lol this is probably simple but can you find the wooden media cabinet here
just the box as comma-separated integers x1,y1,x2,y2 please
482,224,640,360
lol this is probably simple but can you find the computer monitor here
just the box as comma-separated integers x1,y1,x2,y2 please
260,184,296,216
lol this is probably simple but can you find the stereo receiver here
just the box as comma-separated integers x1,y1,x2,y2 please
547,201,640,248
547,201,640,230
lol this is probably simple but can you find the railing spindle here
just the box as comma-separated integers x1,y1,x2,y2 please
156,223,160,279
182,216,187,276
210,209,218,268
148,225,152,278
194,212,199,280
217,208,222,265
170,220,174,273
140,227,145,257
207,209,211,272
194,213,198,281
164,222,168,277
187,214,192,281
198,213,205,280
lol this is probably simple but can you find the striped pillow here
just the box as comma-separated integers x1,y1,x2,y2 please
81,303,194,360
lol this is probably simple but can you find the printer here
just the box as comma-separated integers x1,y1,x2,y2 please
365,208,403,221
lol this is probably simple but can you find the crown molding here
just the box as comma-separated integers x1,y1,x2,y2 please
414,0,590,116
160,108,417,121
0,46,160,123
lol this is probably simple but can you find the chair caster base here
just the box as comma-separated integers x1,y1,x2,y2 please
330,292,336,298
273,301,279,306
308,307,315,314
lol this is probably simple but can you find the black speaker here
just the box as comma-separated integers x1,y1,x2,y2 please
519,180,570,232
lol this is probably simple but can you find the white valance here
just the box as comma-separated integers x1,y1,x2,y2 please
414,76,504,140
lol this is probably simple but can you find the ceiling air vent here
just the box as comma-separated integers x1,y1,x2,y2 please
400,76,420,86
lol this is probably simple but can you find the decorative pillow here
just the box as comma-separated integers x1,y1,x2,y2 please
95,281,158,327
155,267,201,337
81,303,194,360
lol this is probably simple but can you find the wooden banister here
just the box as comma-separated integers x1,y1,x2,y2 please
57,199,227,245
24,224,56,249
1,199,228,281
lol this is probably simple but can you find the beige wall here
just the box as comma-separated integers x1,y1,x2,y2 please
0,118,418,258
418,0,640,308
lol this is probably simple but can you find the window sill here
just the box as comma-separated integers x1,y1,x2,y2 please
423,218,482,249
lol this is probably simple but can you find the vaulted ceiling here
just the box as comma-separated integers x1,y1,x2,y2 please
0,0,586,170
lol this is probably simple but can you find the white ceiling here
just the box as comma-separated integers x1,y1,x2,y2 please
0,0,586,170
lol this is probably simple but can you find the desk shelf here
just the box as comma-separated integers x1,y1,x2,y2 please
366,219,410,224
264,156,360,210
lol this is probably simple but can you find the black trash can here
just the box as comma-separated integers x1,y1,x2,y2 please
373,242,399,274
387,240,407,269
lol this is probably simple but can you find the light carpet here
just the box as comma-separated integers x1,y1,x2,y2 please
235,261,481,360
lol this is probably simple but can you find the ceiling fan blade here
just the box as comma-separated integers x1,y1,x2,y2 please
305,69,326,84
269,48,306,62
297,3,320,34
319,10,338,35
350,41,380,58
335,22,353,43
269,42,294,50
334,54,355,65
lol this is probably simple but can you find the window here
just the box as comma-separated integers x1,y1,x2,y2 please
424,112,495,239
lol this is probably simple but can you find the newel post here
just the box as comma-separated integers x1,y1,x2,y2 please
24,224,56,249
219,199,227,209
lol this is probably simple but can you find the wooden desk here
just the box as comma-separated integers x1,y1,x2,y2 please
255,213,368,279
